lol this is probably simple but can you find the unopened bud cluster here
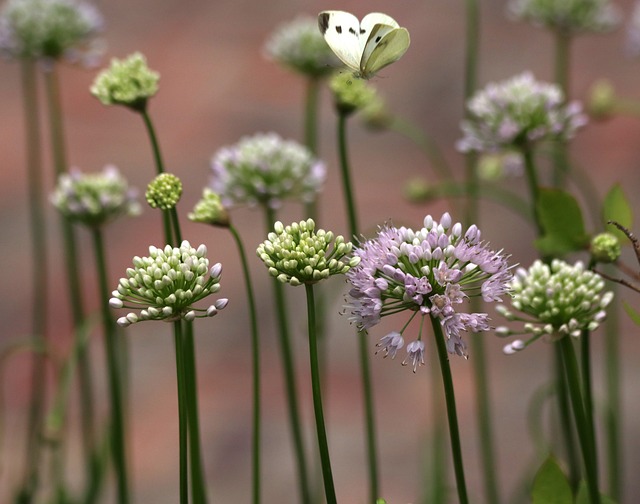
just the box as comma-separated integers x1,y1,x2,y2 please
330,72,380,115
110,241,228,326
497,259,613,354
146,173,182,210
51,165,140,227
257,219,359,286
91,52,159,110
188,188,230,227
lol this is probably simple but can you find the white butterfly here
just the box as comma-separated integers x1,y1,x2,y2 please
318,11,410,79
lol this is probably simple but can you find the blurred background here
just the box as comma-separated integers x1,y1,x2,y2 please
1,0,640,502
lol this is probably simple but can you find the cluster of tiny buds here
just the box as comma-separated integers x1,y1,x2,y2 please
146,173,183,210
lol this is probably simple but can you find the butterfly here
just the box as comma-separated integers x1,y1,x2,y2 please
317,11,410,79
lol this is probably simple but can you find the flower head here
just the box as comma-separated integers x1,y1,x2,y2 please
590,232,621,264
346,213,512,364
0,0,103,64
257,219,359,286
330,72,380,115
458,72,587,154
51,165,140,227
90,52,159,111
508,0,620,34
264,16,341,77
146,173,182,210
110,241,228,326
497,259,613,353
210,132,325,209
188,188,230,228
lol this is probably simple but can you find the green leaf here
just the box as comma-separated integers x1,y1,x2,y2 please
623,301,640,326
532,457,572,504
575,481,618,504
534,188,590,256
603,184,633,241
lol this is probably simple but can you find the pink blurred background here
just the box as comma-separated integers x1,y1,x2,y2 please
1,0,640,502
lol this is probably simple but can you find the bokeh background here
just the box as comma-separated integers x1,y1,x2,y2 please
1,0,640,502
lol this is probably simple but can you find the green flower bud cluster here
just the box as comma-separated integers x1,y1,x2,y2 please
264,16,341,78
51,165,140,227
497,259,613,347
587,79,616,120
257,219,359,286
146,173,182,210
330,72,380,115
91,52,159,111
0,0,103,63
110,241,228,326
188,188,230,227
590,232,621,264
508,0,619,34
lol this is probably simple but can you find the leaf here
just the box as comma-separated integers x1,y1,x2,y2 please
603,184,633,241
623,302,640,326
575,481,618,504
534,188,590,256
531,457,572,504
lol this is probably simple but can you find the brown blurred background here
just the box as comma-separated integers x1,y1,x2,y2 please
1,0,640,502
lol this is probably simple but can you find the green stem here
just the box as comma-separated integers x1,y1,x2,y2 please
229,225,261,504
304,77,320,156
91,228,130,504
580,328,598,480
554,347,580,489
18,57,47,504
521,146,544,237
551,29,572,188
183,321,208,504
264,208,311,504
305,284,337,504
43,63,97,495
336,111,379,502
173,321,189,504
429,317,469,504
603,281,620,501
558,337,601,504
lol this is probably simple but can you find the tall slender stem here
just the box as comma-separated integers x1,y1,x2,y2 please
91,228,130,504
173,320,189,504
521,146,544,237
336,111,379,501
18,57,47,504
305,284,337,504
43,63,97,494
580,328,598,481
304,77,320,156
558,337,601,504
229,225,261,504
264,208,311,504
183,322,209,504
552,30,572,188
429,317,469,504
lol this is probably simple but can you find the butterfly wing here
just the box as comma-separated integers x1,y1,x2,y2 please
318,10,363,73
361,27,410,78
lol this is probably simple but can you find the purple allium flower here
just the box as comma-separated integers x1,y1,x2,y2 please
458,72,587,154
375,331,404,358
345,213,512,366
210,132,326,210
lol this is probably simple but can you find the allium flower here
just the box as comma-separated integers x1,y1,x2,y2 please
264,16,341,77
257,219,359,286
91,52,159,111
508,0,620,34
497,259,613,354
590,232,621,264
146,173,182,210
330,72,380,115
188,188,230,227
458,72,588,154
346,213,512,366
51,165,140,227
0,0,103,64
110,241,228,326
210,132,325,209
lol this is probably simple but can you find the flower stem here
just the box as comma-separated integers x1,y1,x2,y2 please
91,228,130,504
581,329,599,480
173,320,189,504
304,77,320,156
336,111,379,502
552,29,572,188
183,321,209,504
429,317,469,504
18,57,48,504
521,146,544,237
304,284,337,504
229,225,261,504
558,337,601,504
43,63,97,495
264,208,311,504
